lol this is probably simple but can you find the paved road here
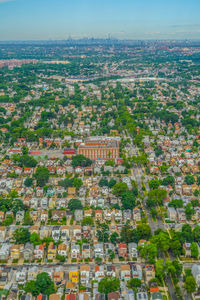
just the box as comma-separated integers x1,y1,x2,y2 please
125,132,179,300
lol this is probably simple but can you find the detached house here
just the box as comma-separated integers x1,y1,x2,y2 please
48,242,57,260
120,264,131,282
145,265,155,282
41,211,48,223
0,226,6,242
0,243,10,260
24,242,34,260
82,243,91,259
177,208,186,222
167,207,177,222
94,243,104,259
95,210,103,222
34,244,44,260
60,225,70,241
131,264,142,280
95,265,104,281
128,243,138,259
80,265,90,285
16,211,24,223
10,244,20,260
183,243,191,257
74,210,83,222
52,210,66,221
133,208,141,222
71,243,80,259
58,243,68,257
118,243,127,257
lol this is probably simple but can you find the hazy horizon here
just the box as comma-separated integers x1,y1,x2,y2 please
0,0,200,41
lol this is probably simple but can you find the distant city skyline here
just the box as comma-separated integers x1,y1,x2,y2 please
0,0,200,40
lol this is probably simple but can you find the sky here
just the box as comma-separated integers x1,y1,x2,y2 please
0,0,200,40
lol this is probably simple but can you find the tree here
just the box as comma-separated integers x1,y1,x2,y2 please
150,208,158,219
99,178,109,187
2,214,14,226
184,175,195,186
191,242,198,259
110,232,119,244
185,203,195,221
121,191,136,210
108,178,117,188
191,199,199,207
137,224,152,240
24,177,33,187
168,199,183,209
128,278,142,289
159,163,169,174
12,154,37,168
22,146,29,155
170,237,182,256
184,276,196,294
35,272,55,295
154,146,163,157
156,259,165,281
139,243,157,263
120,225,135,243
147,188,167,206
112,182,128,197
96,228,109,243
182,224,193,243
13,227,30,244
11,198,25,215
71,154,92,168
68,199,83,211
72,177,83,190
34,166,50,187
149,179,160,190
151,231,170,253
193,190,199,197
30,232,41,246
25,280,40,296
81,217,94,226
105,159,115,167
162,176,175,186
108,249,115,260
23,211,33,225
98,277,120,295
165,260,176,277
56,254,66,262
193,225,200,242
172,260,183,277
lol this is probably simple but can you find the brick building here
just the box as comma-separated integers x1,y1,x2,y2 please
78,139,120,160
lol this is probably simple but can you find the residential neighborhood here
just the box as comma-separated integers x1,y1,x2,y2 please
0,40,200,299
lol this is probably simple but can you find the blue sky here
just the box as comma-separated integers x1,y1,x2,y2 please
0,0,200,40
